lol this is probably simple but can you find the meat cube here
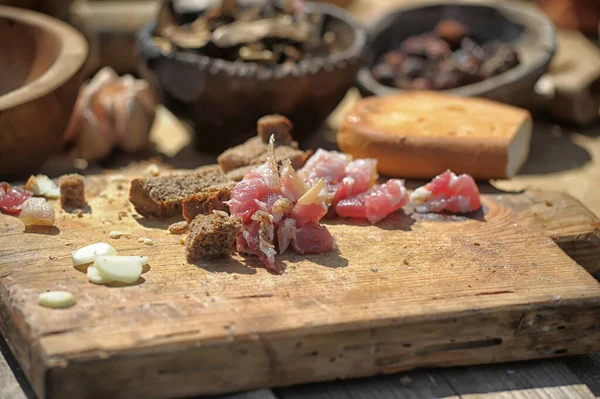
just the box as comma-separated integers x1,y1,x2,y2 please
182,183,234,223
59,174,85,208
185,211,242,261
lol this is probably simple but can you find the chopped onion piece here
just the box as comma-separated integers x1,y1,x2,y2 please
71,242,117,266
38,291,76,308
94,255,147,284
19,198,55,226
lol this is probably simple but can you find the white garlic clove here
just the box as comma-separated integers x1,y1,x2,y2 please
38,291,76,308
87,266,115,285
71,242,117,266
94,256,148,284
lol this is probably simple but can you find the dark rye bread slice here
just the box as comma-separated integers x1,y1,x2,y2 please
185,211,242,262
129,165,229,218
182,182,235,223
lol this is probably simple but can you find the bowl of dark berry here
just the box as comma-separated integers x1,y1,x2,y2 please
357,1,556,108
137,0,366,153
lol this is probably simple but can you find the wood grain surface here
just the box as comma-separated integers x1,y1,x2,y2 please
1,169,600,399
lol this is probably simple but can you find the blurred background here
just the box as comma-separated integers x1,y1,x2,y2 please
1,0,600,214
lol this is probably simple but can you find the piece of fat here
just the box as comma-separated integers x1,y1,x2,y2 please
94,255,147,284
72,242,117,266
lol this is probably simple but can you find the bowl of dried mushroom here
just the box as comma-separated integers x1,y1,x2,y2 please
137,0,366,153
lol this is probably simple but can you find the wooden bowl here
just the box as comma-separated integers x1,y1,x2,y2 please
0,6,88,180
357,1,556,108
0,0,75,18
137,2,366,154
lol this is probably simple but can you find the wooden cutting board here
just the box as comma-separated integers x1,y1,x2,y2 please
1,170,600,399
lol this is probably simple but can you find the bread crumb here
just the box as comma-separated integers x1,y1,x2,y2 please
168,221,189,235
59,173,85,208
180,236,186,245
138,237,153,245
145,163,160,177
109,231,126,239
545,200,553,207
73,209,84,218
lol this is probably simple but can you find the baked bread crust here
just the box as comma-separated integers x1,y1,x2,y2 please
337,92,532,179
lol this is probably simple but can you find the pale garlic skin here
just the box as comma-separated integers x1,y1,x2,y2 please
64,67,156,162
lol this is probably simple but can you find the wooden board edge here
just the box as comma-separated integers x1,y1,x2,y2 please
0,284,46,399
42,301,600,399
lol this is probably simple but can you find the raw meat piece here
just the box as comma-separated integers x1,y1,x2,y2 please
410,170,481,213
336,179,409,224
0,183,32,215
230,138,335,272
298,149,352,187
291,223,336,254
298,150,378,206
333,158,378,204
19,198,55,226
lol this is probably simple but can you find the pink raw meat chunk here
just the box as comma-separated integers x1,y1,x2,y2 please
409,170,481,213
335,179,409,224
0,183,32,215
229,141,336,272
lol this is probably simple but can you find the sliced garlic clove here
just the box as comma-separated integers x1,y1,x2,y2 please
38,291,76,308
87,266,115,285
71,242,117,266
94,256,147,284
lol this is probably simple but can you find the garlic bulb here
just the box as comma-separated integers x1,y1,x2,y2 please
64,67,156,162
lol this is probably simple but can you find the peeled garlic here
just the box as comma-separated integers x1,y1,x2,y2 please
64,67,156,163
71,242,117,266
94,256,147,284
87,266,114,285
38,291,76,308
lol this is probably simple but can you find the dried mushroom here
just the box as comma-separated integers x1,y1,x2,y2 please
371,19,521,91
153,0,339,65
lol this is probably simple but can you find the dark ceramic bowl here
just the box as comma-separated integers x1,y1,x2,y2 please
137,2,366,153
357,1,556,108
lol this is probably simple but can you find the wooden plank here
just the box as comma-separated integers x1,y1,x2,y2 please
563,353,600,397
205,389,278,399
0,332,33,399
441,360,596,399
275,371,459,399
1,171,600,399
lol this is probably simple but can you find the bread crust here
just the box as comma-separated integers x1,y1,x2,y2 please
337,92,532,179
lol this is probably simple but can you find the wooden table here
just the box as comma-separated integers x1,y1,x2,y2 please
3,0,600,397
3,93,600,399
